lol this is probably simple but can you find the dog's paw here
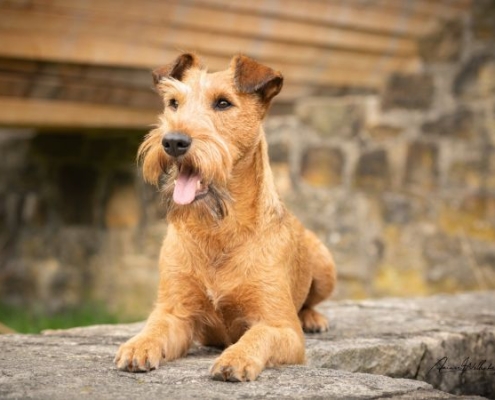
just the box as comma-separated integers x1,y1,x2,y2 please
210,350,263,382
299,308,329,333
114,333,164,372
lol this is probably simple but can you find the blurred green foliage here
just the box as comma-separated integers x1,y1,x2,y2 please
0,302,127,333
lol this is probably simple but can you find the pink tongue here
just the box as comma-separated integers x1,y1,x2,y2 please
173,169,200,205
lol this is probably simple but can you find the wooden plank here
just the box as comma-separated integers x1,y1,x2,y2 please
190,0,440,37
0,58,153,88
0,83,326,128
0,96,158,128
0,78,125,108
0,31,388,89
0,7,420,76
3,0,417,56
338,0,472,19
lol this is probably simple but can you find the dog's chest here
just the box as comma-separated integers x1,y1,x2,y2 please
206,286,222,308
204,283,248,341
197,243,258,316
202,271,244,317
203,275,237,310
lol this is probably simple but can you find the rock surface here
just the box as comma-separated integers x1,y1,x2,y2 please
1,292,494,399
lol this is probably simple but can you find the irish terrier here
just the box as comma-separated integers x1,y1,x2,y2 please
114,53,336,382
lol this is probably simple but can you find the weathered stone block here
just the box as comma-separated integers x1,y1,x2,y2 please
423,233,477,291
373,265,427,297
382,73,434,110
301,147,344,188
488,152,495,190
295,97,363,139
104,185,141,229
461,192,495,221
271,163,292,197
472,0,495,40
382,194,415,224
264,115,304,139
354,149,390,191
448,159,484,191
419,20,462,62
3,227,103,313
268,140,289,164
422,108,477,140
405,142,439,190
438,195,495,242
268,139,292,195
89,229,160,320
366,124,403,142
333,278,369,299
479,61,495,97
453,54,495,99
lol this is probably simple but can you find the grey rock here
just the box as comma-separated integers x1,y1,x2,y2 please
382,73,434,110
421,108,477,140
307,292,495,398
1,293,493,399
295,96,364,139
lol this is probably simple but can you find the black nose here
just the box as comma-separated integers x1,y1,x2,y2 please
162,132,192,157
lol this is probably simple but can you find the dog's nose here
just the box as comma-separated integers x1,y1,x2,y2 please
162,132,192,157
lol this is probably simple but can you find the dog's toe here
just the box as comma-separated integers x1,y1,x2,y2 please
210,351,262,382
299,308,329,333
211,365,242,382
115,334,163,372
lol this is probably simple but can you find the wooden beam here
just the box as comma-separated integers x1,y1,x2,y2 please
0,70,159,109
0,1,418,56
353,0,473,19
0,24,420,78
0,31,389,90
189,0,441,37
0,97,158,128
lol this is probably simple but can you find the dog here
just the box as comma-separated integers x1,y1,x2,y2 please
114,53,336,382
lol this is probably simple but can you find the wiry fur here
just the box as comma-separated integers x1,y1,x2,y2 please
115,53,336,382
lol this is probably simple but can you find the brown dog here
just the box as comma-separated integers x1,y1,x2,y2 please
114,53,336,382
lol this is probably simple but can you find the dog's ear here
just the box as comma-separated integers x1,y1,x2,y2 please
152,53,200,86
232,55,283,103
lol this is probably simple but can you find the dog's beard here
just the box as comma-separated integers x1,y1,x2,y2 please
161,172,232,222
155,134,233,222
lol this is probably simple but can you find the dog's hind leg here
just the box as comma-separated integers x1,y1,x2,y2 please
298,229,336,333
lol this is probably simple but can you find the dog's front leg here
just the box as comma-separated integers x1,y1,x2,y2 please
114,270,199,372
210,295,305,382
114,305,194,372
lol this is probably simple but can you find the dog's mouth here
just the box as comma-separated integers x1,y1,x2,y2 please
173,164,209,205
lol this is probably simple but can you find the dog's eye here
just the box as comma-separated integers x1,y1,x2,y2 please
168,98,179,110
214,98,232,111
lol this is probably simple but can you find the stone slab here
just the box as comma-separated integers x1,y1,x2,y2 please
1,292,494,399
307,291,495,398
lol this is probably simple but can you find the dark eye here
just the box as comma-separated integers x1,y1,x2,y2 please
214,98,232,111
168,98,179,110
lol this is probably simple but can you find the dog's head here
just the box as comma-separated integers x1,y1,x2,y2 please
138,53,283,221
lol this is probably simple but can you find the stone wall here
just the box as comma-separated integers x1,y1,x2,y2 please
1,3,495,319
0,129,162,319
265,6,495,299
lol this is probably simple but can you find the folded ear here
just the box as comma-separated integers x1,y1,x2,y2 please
152,53,200,86
232,55,283,103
